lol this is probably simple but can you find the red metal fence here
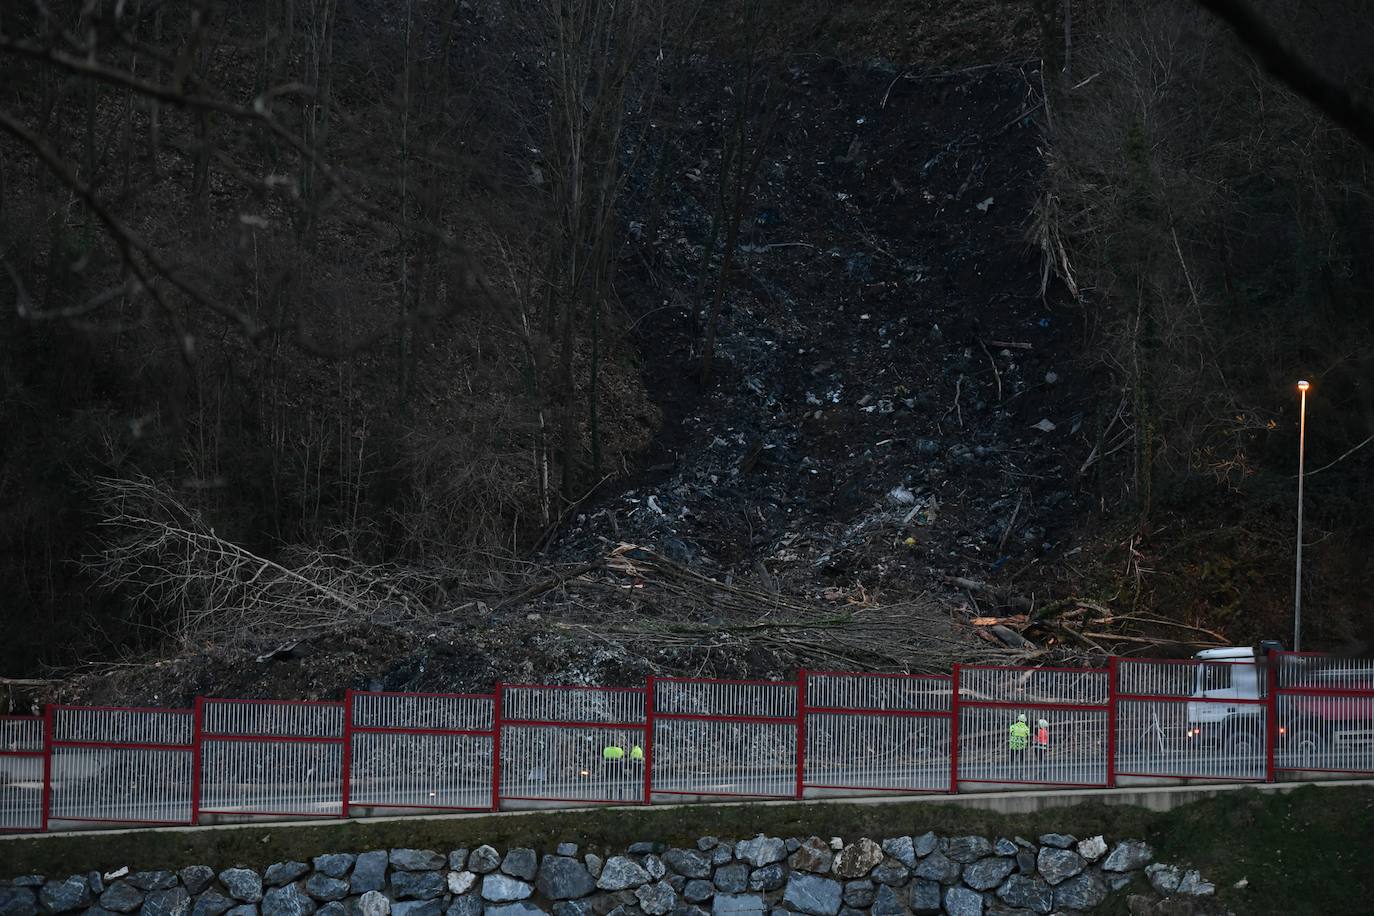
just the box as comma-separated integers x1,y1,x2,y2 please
7,650,1374,833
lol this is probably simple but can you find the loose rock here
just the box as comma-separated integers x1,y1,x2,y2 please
262,865,309,889
780,875,841,916
391,872,445,901
879,838,916,869
447,872,477,897
536,858,596,901
261,885,314,916
682,881,713,904
178,869,215,897
311,857,354,880
963,858,1015,892
191,893,234,916
868,861,908,887
1075,837,1107,863
734,838,787,869
302,875,348,903
218,871,263,905
1101,841,1153,872
596,859,651,893
481,875,534,903
485,905,547,916
996,876,1052,915
908,880,941,916
832,840,883,879
445,898,480,916
100,884,146,913
1052,873,1108,911
643,857,667,881
912,834,938,859
1145,865,1180,895
128,875,179,893
391,903,443,916
467,847,501,875
712,866,748,895
788,839,833,875
1036,834,1075,850
351,853,388,894
942,886,983,916
635,882,677,916
912,852,960,885
662,851,710,880
448,850,469,871
1177,870,1214,896
946,838,993,865
142,890,191,916
747,866,784,893
557,844,579,858
391,851,445,873
710,894,765,916
841,882,873,908
868,886,904,916
42,877,94,913
1035,848,1084,886
502,850,538,882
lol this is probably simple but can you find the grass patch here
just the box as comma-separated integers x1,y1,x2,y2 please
4,787,1371,915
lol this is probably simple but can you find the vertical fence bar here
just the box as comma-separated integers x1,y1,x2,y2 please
1106,657,1118,788
40,705,53,833
1265,651,1278,783
795,680,804,797
341,689,353,817
190,697,204,826
490,683,503,812
643,677,655,805
949,664,961,794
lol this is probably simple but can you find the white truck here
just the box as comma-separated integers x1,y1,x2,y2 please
1185,642,1374,766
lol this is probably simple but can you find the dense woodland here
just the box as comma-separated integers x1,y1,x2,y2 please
1,0,1371,687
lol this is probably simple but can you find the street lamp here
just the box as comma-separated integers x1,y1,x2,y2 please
1294,380,1310,651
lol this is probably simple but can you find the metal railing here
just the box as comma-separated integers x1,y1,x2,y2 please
7,650,1373,833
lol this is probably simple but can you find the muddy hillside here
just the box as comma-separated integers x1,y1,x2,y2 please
46,60,1102,708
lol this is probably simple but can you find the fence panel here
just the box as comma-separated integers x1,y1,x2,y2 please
652,679,797,799
1274,652,1374,774
0,717,44,832
199,700,344,818
803,672,951,793
957,666,1109,787
500,686,646,804
47,707,194,826
1114,660,1267,781
348,692,495,811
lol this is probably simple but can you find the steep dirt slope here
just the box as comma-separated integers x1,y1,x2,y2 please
38,58,1097,708
555,60,1088,610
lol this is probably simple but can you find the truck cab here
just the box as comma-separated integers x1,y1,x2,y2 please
1183,643,1278,756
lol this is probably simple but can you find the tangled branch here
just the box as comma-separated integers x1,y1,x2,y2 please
85,476,440,646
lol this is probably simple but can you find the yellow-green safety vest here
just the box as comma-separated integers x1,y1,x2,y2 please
602,745,625,760
630,745,644,761
1008,720,1030,751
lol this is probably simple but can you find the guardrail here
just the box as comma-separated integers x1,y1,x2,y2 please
2,650,1371,833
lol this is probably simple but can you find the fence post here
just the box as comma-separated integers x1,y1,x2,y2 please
795,669,807,800
340,690,353,818
949,665,961,794
40,704,53,832
190,697,204,826
643,678,655,805
491,683,503,812
1106,657,1118,788
1265,650,1278,783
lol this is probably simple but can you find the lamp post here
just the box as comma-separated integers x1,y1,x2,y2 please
1294,380,1310,651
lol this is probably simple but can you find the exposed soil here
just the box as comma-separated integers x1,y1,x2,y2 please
37,57,1106,710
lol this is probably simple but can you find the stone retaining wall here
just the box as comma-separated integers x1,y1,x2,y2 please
0,832,1220,916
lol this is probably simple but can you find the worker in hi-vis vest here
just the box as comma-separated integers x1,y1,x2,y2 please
1008,713,1030,754
602,743,626,799
1033,719,1050,756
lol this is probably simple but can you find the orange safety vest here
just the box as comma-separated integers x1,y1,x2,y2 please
1034,727,1049,748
